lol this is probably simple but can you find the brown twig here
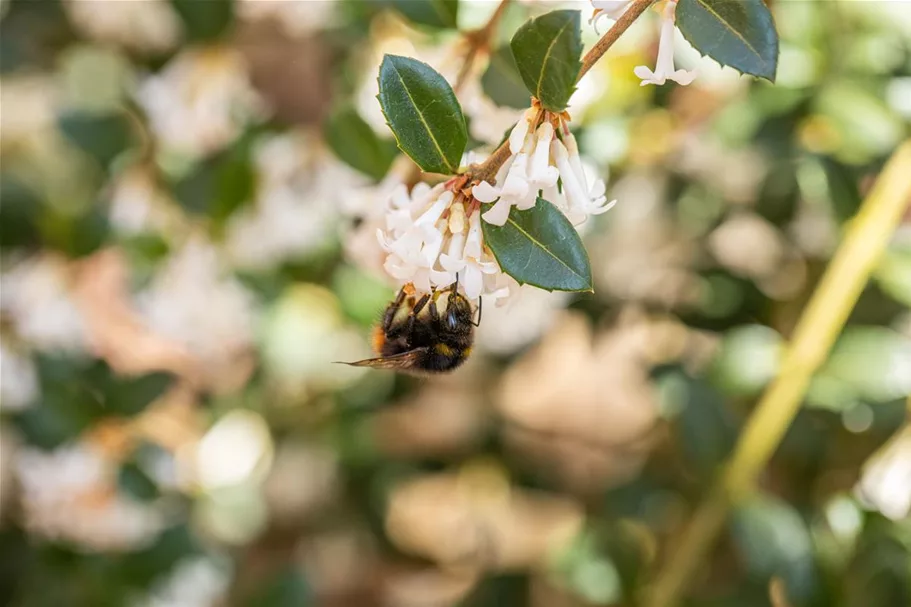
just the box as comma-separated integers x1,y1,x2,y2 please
578,0,656,81
453,0,511,93
465,0,656,185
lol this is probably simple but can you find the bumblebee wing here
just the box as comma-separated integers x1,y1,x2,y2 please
338,348,429,371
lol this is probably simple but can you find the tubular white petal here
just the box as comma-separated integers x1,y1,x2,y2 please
508,115,530,154
501,153,530,199
552,139,591,215
563,132,590,194
462,266,484,300
528,123,559,189
472,181,501,203
464,212,484,259
482,197,513,226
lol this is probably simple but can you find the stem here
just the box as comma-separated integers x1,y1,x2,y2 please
645,140,911,607
467,0,654,184
454,0,511,93
579,0,656,80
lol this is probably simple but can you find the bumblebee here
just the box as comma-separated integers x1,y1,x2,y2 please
343,279,479,375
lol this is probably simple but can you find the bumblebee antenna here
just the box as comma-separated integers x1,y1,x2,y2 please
453,272,460,293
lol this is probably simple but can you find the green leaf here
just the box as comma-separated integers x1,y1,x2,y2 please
169,0,234,41
731,494,820,604
118,462,160,502
509,9,582,112
676,0,779,81
377,55,467,175
481,45,530,109
481,197,592,292
0,176,43,251
324,106,399,182
172,140,256,226
389,0,458,29
58,111,135,169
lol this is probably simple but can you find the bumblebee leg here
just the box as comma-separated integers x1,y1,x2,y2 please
472,296,482,327
382,286,409,333
411,293,431,317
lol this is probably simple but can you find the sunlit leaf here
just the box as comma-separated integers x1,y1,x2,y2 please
482,197,592,292
377,55,467,174
676,0,779,81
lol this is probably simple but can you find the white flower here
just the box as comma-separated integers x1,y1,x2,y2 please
137,48,267,158
63,0,181,53
238,0,336,36
0,253,87,353
136,238,257,369
473,109,614,227
590,0,633,34
375,184,510,304
634,1,696,87
225,132,368,270
15,443,164,551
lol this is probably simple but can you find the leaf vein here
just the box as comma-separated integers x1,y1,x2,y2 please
389,63,454,173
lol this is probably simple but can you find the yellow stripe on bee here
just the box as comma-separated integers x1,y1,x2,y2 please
434,343,454,356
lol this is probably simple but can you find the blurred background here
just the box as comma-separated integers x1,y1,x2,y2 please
1,0,910,605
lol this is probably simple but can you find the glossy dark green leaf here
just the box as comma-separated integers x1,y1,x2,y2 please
324,106,399,181
169,0,234,41
509,9,582,112
676,0,779,81
377,55,467,174
481,45,529,109
482,197,592,292
389,0,458,29
58,111,135,169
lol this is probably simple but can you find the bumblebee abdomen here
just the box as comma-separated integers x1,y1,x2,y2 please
419,344,470,373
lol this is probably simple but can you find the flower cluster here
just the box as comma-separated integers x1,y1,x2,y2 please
376,183,514,303
472,108,615,227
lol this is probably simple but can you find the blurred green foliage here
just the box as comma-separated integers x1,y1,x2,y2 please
0,1,909,606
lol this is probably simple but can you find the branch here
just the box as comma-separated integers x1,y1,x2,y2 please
454,0,511,93
579,0,656,80
467,0,655,184
644,140,911,607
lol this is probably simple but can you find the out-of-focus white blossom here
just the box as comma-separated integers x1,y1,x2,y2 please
64,0,181,53
137,48,267,158
376,183,513,303
634,1,696,87
136,238,257,371
0,254,87,352
238,0,337,36
589,0,633,34
473,109,614,227
855,426,911,521
225,132,367,270
0,339,38,411
108,167,175,235
0,75,57,147
16,443,164,551
138,557,231,607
